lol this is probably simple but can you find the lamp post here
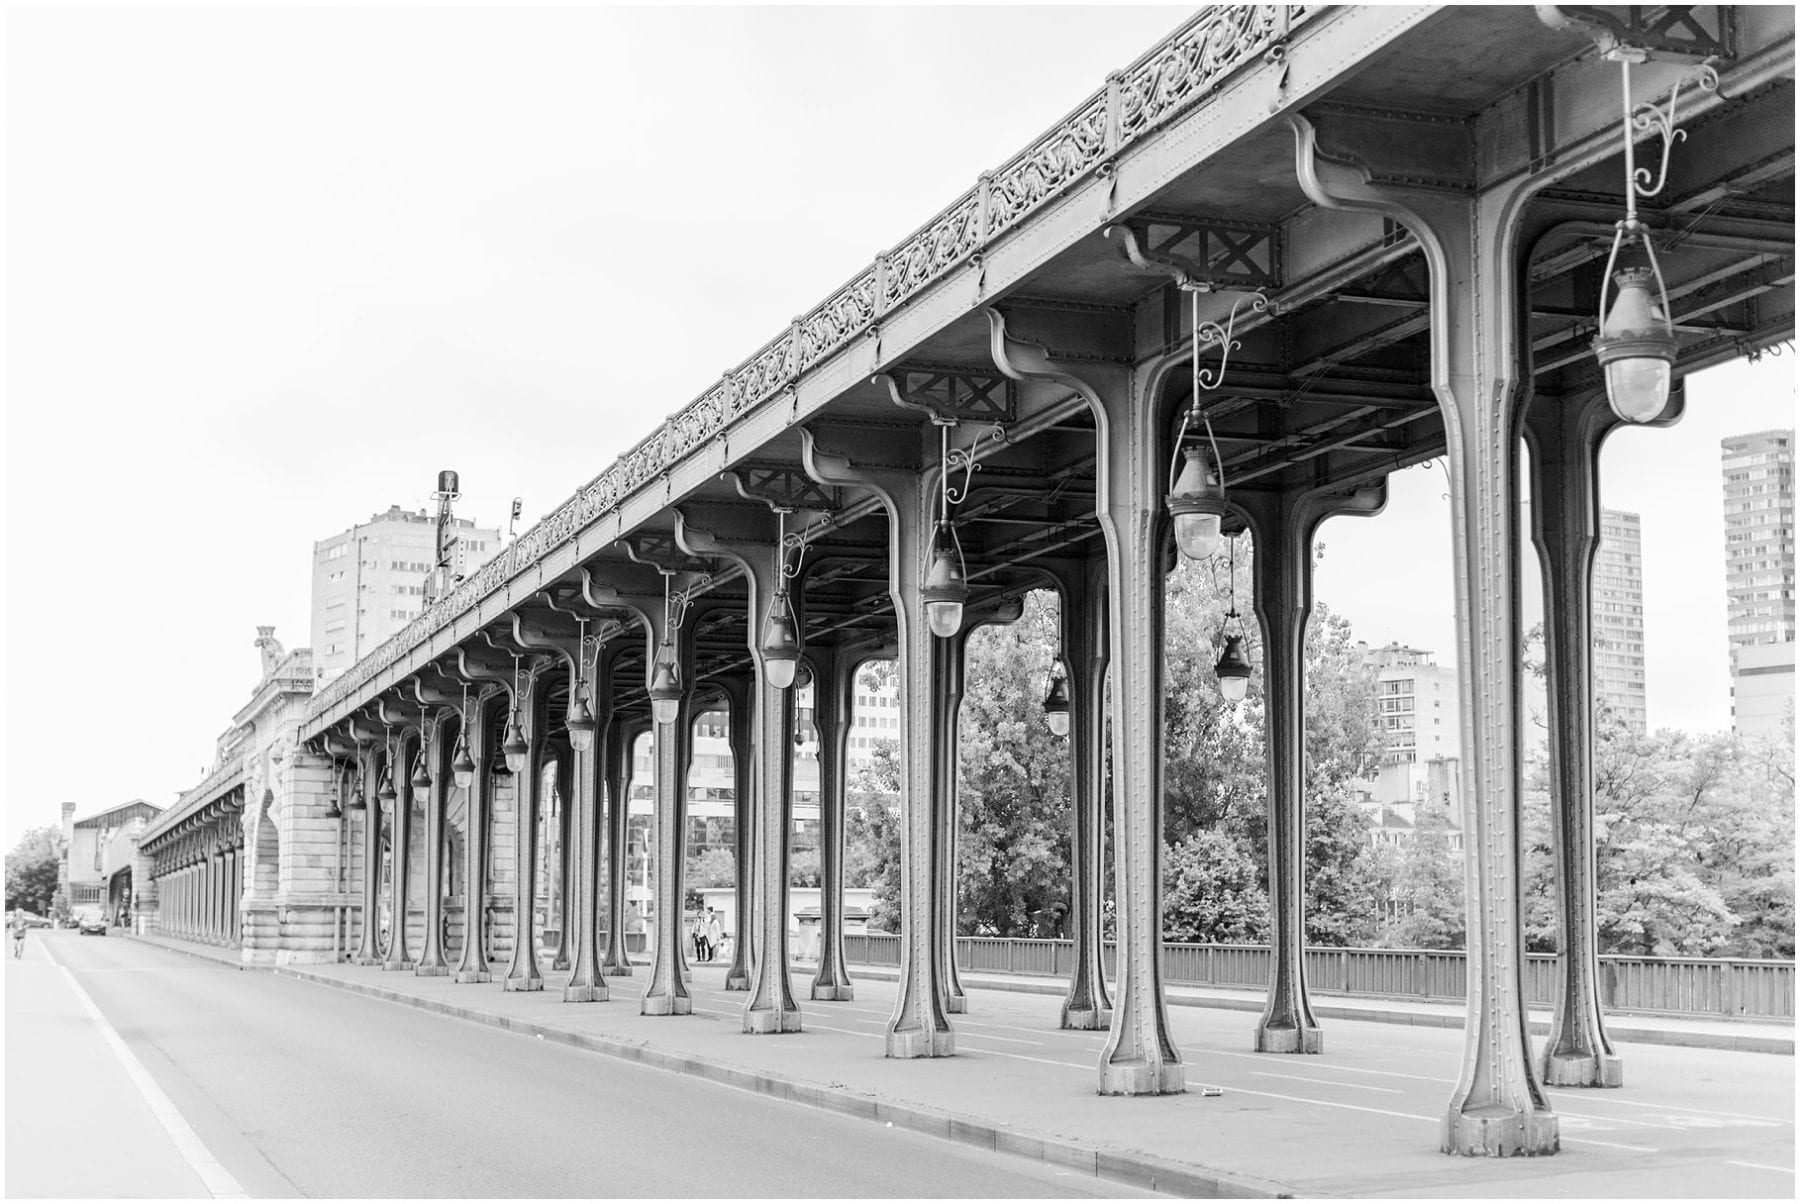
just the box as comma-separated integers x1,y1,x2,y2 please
1214,532,1252,703
502,656,530,774
1042,661,1072,738
1166,289,1265,560
759,510,803,690
1590,55,1716,423
566,618,600,753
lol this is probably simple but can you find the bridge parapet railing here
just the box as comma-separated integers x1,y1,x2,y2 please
306,3,1318,727
836,934,1793,1021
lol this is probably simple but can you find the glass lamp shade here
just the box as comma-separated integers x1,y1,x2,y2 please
920,529,969,639
1167,448,1227,560
410,757,432,791
451,740,476,790
376,771,397,805
649,655,682,726
1042,673,1072,737
1593,266,1678,424
501,716,530,774
566,695,597,753
760,599,801,690
1215,633,1252,703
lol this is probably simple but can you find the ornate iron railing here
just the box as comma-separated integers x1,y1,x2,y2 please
841,934,1797,1021
139,754,247,849
309,3,1315,722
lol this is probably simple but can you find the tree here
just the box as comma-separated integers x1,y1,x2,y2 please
789,848,822,889
955,592,1073,937
6,826,65,916
847,734,903,931
1163,829,1268,943
688,847,736,890
1381,800,1465,949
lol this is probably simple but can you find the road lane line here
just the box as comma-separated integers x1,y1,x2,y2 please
1726,1160,1795,1174
1545,1092,1790,1124
1208,1051,1445,1082
43,944,248,1199
1253,1071,1404,1094
1222,1087,1659,1152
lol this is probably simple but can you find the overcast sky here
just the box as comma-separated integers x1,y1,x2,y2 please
6,6,1792,839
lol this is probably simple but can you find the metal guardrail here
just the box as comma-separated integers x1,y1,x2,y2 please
840,934,1795,1020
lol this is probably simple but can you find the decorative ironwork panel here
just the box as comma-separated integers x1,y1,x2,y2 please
799,271,879,369
1117,5,1295,141
986,95,1109,236
882,192,982,310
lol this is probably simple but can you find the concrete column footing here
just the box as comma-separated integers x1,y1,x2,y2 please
1098,1060,1185,1096
382,960,416,972
723,975,751,991
886,1028,955,1059
454,970,491,984
1542,1050,1624,1088
1441,1109,1560,1157
1255,1023,1324,1054
551,958,570,971
415,965,450,977
601,963,634,977
944,995,967,1015
563,983,608,1003
811,983,854,1002
640,994,692,1016
1060,1006,1112,1031
743,1009,804,1034
501,976,543,992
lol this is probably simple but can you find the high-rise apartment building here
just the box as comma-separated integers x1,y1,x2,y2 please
1722,429,1796,737
310,505,502,682
1359,642,1462,806
1594,508,1648,733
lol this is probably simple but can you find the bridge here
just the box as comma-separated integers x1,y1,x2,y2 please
130,4,1794,1159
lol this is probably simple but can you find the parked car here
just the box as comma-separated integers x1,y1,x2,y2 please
77,911,107,936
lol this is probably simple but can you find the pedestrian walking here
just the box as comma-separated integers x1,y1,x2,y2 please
690,913,706,962
10,913,28,959
705,909,723,963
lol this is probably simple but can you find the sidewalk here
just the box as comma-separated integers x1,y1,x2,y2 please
128,932,1796,1199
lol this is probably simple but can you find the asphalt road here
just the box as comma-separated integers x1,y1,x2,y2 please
7,931,1144,1199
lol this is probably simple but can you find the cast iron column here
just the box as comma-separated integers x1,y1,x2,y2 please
1524,385,1677,1087
1056,555,1113,1030
1291,113,1558,1153
416,714,451,976
810,642,856,1001
550,744,575,971
801,432,954,1057
715,673,756,991
353,742,383,964
502,675,545,991
565,644,612,1003
385,735,417,971
935,630,968,1014
988,311,1183,1094
641,596,698,1016
455,697,494,982
600,715,636,977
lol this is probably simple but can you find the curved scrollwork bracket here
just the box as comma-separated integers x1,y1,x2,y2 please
1630,60,1720,199
1191,290,1271,393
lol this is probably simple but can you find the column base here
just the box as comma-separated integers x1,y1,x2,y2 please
352,955,383,967
601,961,633,977
886,1026,955,1058
811,982,855,1002
415,964,450,977
551,956,571,971
1060,1005,1112,1031
1442,1106,1560,1157
382,960,416,972
1098,1058,1185,1096
640,993,692,1016
723,974,751,991
744,1007,804,1034
563,982,609,1003
944,993,967,1015
1542,1050,1623,1088
1255,1023,1324,1054
454,969,491,984
501,975,543,992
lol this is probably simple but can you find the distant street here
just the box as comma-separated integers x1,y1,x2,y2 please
6,932,1137,1199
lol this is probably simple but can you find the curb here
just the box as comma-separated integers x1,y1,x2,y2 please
124,933,263,972
272,963,1295,1199
845,967,1796,1056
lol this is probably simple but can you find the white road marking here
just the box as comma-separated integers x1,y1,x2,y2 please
1253,1071,1403,1094
1209,1051,1446,1083
43,944,248,1199
1725,1160,1795,1174
1545,1092,1790,1125
1220,1085,1659,1152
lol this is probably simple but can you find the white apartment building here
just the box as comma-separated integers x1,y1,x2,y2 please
1722,429,1795,738
1595,508,1648,733
1360,642,1461,807
310,505,501,682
